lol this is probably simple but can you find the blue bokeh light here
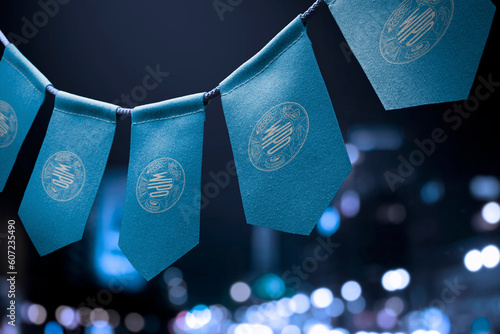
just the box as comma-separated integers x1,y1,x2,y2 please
422,308,450,334
252,274,286,300
471,317,491,334
317,207,340,237
93,170,146,293
470,176,500,201
44,321,63,334
348,125,403,151
420,180,445,204
85,324,113,334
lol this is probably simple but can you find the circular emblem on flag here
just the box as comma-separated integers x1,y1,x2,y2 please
248,102,309,172
0,100,18,148
380,0,454,64
136,158,185,213
42,151,86,202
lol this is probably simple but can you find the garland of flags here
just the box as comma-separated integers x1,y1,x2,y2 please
0,0,495,280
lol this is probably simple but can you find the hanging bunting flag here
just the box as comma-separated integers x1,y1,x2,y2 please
326,0,496,110
220,16,352,236
0,44,51,191
118,93,206,281
18,92,118,255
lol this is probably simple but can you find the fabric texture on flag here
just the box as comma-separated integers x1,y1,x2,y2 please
19,91,118,255
0,44,51,191
326,0,496,110
219,16,352,236
119,93,206,281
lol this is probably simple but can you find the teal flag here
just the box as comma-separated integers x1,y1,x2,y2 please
119,93,206,281
19,92,117,255
0,44,51,191
326,0,496,110
220,16,351,236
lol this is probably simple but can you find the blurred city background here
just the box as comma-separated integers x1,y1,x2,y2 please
0,0,499,333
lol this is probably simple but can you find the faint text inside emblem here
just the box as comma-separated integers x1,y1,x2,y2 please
380,0,454,64
248,102,309,172
0,100,18,148
42,151,85,201
136,157,185,213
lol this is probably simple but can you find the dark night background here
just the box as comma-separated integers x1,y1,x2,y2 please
0,0,499,333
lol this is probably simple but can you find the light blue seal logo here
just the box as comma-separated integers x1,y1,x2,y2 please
380,0,454,64
136,158,185,213
42,151,86,201
249,102,309,172
0,101,18,148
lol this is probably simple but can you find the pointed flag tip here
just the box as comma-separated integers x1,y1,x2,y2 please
118,235,199,281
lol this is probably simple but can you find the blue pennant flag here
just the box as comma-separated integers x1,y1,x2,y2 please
19,92,118,255
219,16,352,236
0,44,51,191
326,0,496,110
119,93,206,281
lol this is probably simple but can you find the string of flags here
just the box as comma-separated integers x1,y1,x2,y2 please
0,0,495,280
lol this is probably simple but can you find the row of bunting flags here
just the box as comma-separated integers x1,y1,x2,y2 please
0,0,496,280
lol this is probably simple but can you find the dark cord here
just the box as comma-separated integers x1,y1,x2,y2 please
0,0,325,113
301,0,324,24
203,86,221,105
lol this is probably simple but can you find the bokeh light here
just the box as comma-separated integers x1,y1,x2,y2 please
382,269,410,291
55,306,77,329
106,310,120,328
464,249,483,272
174,311,189,332
169,285,188,305
311,288,333,308
325,298,345,317
348,126,403,151
331,329,349,334
124,313,144,333
166,273,188,306
346,297,366,314
85,324,113,334
306,323,331,334
341,190,360,218
210,304,229,323
471,317,491,334
282,324,301,334
481,245,500,269
385,296,405,315
90,308,109,328
230,282,252,303
235,324,272,334
252,274,286,300
163,267,183,285
317,207,341,237
377,308,398,329
341,281,362,301
291,293,311,314
28,304,47,325
77,308,92,327
44,321,63,334
422,308,450,334
464,246,500,272
276,298,295,317
470,176,500,201
346,143,361,164
420,180,445,204
185,305,212,329
482,202,500,224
